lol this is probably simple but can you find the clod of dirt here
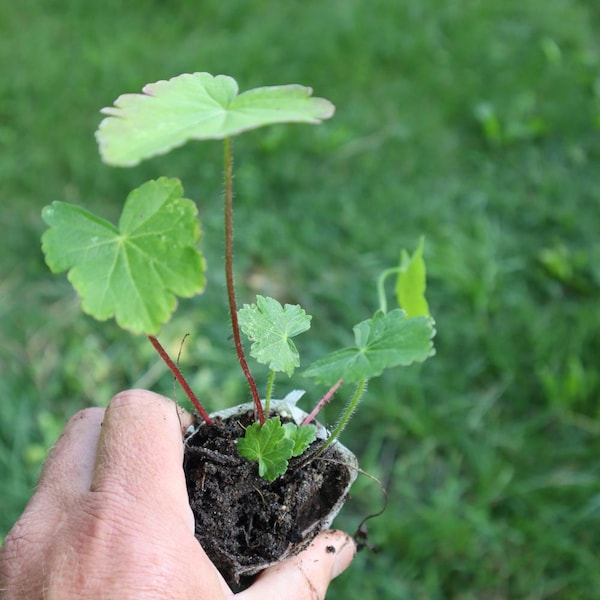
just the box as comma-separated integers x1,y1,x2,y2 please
184,409,354,589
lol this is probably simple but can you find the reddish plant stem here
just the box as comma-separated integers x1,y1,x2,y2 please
147,335,213,425
301,378,344,425
223,137,265,424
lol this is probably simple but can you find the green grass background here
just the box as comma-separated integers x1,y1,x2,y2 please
2,0,600,597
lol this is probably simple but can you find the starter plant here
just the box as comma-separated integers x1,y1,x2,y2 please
41,72,436,588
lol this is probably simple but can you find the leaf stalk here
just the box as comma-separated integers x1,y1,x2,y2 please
376,267,403,314
302,378,343,425
316,378,368,454
147,335,213,425
264,370,276,417
223,137,264,424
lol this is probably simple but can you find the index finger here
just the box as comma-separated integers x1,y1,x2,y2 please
90,389,193,521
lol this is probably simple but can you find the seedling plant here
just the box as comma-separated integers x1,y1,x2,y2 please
41,72,436,483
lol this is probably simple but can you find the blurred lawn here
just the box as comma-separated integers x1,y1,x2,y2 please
2,0,600,597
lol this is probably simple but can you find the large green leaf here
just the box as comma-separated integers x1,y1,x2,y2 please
96,72,335,166
41,177,205,334
304,309,436,385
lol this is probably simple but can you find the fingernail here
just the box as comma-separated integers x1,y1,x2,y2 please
332,533,357,578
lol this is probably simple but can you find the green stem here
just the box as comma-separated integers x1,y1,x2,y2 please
264,370,276,417
376,267,402,314
223,137,264,424
317,378,368,454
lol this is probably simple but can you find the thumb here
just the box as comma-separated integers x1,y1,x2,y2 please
238,530,356,600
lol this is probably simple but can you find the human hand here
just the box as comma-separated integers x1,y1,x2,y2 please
0,389,356,599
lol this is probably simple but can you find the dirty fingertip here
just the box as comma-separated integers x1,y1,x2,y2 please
240,530,356,600
317,530,356,578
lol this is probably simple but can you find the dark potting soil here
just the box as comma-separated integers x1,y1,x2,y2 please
183,409,353,588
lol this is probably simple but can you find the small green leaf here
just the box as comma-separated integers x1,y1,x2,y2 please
396,236,430,318
238,295,312,376
41,177,205,334
96,72,335,166
283,422,317,457
237,418,295,482
305,309,436,385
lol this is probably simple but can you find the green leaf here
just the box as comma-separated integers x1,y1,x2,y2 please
96,72,335,166
282,422,317,457
238,295,312,376
41,177,205,334
237,418,295,482
396,236,430,317
304,309,436,385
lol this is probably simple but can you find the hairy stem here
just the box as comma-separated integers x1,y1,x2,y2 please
264,370,276,417
316,379,368,454
147,335,213,425
223,137,264,424
301,378,343,425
